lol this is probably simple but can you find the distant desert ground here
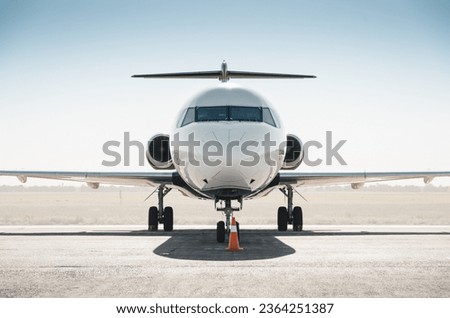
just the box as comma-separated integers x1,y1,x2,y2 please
1,185,449,226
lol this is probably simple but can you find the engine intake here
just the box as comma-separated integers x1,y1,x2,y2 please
281,134,304,170
146,134,174,170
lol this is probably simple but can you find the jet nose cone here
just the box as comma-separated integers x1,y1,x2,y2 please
192,126,282,191
207,166,252,189
173,122,285,194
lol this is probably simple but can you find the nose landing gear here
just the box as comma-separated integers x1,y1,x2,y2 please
215,198,241,243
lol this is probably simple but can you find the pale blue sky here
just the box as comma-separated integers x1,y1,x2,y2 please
1,0,449,185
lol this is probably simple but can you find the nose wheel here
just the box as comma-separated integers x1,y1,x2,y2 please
217,221,226,243
216,220,240,243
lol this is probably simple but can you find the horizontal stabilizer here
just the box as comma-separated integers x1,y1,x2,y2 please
132,61,316,82
132,71,222,79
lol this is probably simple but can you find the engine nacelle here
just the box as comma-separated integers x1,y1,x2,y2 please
281,134,304,170
146,134,174,170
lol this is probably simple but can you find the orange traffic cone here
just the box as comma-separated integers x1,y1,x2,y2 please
227,217,242,251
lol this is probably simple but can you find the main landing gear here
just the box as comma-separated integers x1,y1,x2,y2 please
146,184,302,237
278,185,303,232
148,185,174,232
215,198,241,243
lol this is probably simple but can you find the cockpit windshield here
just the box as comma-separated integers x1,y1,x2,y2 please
181,106,277,127
229,106,262,122
197,106,229,122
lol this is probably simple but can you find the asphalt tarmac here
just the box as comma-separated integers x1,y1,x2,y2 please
0,225,449,297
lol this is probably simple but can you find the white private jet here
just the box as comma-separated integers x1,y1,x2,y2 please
1,62,450,243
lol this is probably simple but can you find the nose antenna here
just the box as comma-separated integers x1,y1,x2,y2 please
132,62,316,82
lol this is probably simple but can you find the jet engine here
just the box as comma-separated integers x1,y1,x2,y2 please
146,134,174,170
281,134,304,170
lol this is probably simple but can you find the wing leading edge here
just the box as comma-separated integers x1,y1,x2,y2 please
0,170,211,199
0,171,173,187
279,171,450,189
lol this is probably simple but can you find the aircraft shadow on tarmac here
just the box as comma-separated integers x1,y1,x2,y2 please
153,230,296,261
1,228,449,261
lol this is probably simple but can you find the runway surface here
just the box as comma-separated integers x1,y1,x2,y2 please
0,225,449,297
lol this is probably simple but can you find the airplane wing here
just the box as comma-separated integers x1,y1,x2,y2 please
2,170,449,197
0,170,173,188
278,171,450,189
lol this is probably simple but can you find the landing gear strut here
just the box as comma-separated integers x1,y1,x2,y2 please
148,185,173,232
278,185,303,231
215,198,241,243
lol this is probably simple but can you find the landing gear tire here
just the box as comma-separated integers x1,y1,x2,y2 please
163,206,173,232
236,221,240,243
217,221,226,243
277,206,288,231
292,206,303,231
148,206,158,231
